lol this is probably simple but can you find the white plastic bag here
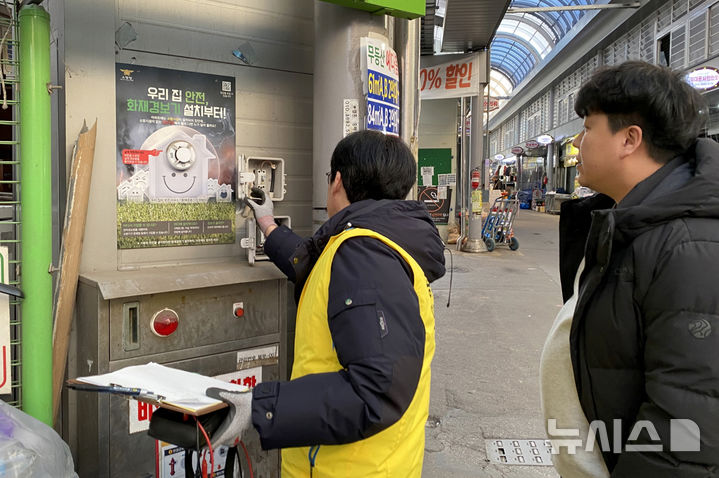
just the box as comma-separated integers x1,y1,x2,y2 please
0,400,77,477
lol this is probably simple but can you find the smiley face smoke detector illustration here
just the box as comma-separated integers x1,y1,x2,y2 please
142,125,213,201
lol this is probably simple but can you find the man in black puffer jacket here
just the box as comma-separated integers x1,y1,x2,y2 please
548,61,719,477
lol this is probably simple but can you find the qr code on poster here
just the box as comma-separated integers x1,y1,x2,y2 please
221,81,232,92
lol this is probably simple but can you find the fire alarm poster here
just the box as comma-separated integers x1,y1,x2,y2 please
115,63,236,249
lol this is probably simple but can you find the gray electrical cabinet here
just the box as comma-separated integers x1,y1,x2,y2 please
55,2,312,475
65,262,287,477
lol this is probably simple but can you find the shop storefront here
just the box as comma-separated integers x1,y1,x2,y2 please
490,155,517,192
556,135,578,194
545,135,577,213
519,144,546,193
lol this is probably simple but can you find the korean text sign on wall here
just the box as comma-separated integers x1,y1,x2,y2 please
420,52,485,100
361,37,400,135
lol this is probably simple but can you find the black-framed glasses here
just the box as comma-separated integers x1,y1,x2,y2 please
326,171,332,184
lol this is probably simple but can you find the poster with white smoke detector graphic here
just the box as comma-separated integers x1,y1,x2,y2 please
115,64,236,249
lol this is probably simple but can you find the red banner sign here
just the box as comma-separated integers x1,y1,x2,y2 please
122,149,161,165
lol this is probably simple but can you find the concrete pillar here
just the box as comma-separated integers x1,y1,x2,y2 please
463,95,487,252
395,17,420,198
546,142,554,192
312,2,392,230
456,96,467,249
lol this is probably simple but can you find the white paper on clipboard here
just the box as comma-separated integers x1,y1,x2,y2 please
74,362,248,414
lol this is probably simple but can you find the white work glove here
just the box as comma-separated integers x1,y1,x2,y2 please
205,387,254,448
245,187,275,236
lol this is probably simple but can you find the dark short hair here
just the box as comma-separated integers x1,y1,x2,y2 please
574,61,706,162
330,130,416,202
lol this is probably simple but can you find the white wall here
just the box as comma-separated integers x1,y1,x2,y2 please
419,98,457,152
418,98,457,238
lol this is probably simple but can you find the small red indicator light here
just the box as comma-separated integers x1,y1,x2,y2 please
232,302,245,319
151,308,179,337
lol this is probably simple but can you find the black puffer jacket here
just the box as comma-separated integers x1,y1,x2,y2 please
559,138,719,477
251,199,446,449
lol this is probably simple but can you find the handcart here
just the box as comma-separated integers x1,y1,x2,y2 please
481,195,520,252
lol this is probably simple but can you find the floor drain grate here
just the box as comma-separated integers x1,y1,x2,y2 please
485,439,553,466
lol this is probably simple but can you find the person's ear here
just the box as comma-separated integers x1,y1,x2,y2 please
621,125,643,157
330,171,343,193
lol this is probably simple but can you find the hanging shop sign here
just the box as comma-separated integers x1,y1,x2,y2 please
484,96,500,112
525,140,540,149
510,146,524,155
494,154,505,160
361,37,400,135
563,136,579,158
537,134,553,145
419,51,487,100
565,143,579,157
686,66,719,91
563,135,580,167
115,64,236,249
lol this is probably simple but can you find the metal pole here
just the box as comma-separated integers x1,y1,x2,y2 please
463,95,486,252
484,85,490,189
547,88,555,193
456,97,466,250
546,142,554,192
19,4,52,425
396,17,420,198
312,2,389,231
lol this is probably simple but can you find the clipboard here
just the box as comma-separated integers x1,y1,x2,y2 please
67,362,248,416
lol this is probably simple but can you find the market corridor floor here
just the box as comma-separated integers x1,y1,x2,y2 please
423,210,561,478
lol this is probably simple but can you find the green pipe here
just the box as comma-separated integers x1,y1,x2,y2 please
19,5,52,425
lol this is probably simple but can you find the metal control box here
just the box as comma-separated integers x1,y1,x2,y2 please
65,263,287,478
237,156,286,202
242,216,291,265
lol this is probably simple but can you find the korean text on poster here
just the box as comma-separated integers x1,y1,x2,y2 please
419,52,484,100
361,37,400,136
115,64,236,249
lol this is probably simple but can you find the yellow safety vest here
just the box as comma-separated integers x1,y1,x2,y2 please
281,227,436,478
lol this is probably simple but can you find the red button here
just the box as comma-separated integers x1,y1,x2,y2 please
234,307,244,318
151,308,179,337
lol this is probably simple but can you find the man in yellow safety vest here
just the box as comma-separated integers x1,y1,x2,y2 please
208,130,446,477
